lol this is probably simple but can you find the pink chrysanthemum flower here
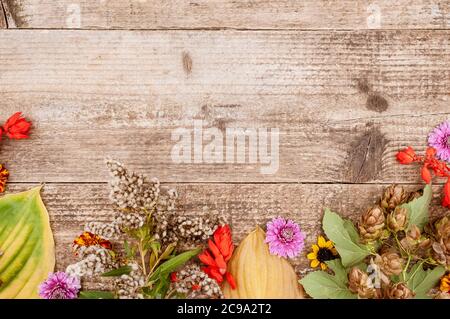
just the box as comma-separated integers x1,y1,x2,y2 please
429,121,450,162
39,272,80,299
265,217,305,258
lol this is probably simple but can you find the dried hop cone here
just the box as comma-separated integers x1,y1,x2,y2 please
407,189,423,202
348,267,376,299
387,207,408,232
430,217,450,266
401,225,431,255
431,242,449,266
385,283,415,299
358,205,386,243
381,184,409,212
376,252,404,276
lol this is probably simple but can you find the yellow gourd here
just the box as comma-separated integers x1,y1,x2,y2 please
223,226,304,299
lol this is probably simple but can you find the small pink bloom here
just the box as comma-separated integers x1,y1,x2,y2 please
265,217,305,259
428,121,450,162
39,272,80,299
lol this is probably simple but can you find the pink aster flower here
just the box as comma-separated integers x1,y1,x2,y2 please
39,272,80,299
265,217,305,258
429,121,450,162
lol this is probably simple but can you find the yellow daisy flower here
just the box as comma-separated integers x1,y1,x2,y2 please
440,273,450,293
307,236,338,270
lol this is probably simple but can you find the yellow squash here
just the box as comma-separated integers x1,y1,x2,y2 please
223,226,304,299
0,186,55,298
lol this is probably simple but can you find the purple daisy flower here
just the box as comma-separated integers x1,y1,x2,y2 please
39,272,80,299
428,121,450,162
265,217,306,258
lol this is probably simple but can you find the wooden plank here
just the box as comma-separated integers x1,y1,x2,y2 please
6,182,447,275
0,30,449,183
3,0,450,30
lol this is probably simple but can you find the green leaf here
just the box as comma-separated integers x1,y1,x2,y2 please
148,275,171,299
325,260,348,283
160,243,176,260
79,291,116,299
401,184,432,231
101,265,132,277
0,186,56,299
148,241,161,258
149,248,201,282
342,219,360,244
322,209,371,268
124,240,135,260
300,259,356,299
406,264,445,299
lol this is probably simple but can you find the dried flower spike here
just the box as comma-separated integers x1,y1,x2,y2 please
199,225,236,289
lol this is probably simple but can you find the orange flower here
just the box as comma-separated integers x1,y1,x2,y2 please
1,112,32,140
440,273,450,293
0,164,9,193
170,272,178,283
396,147,416,164
443,179,450,208
199,225,236,289
421,164,432,184
73,231,112,251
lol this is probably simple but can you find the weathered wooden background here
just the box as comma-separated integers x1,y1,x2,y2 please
0,0,449,281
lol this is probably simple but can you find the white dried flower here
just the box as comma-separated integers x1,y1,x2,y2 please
114,263,145,299
85,221,121,240
172,264,223,299
66,245,118,278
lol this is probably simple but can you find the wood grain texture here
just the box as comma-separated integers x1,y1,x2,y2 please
6,183,447,275
0,1,7,28
2,0,450,30
0,30,449,183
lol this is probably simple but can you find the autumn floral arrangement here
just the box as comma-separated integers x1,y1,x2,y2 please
37,161,306,299
300,121,450,299
2,113,450,300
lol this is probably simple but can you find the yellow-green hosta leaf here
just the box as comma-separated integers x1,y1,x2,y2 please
0,186,55,299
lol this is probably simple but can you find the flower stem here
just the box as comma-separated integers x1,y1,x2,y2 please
394,234,408,257
402,255,412,282
139,241,147,276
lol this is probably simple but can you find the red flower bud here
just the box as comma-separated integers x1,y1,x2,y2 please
1,112,32,140
396,147,416,164
170,272,178,283
443,180,450,208
421,165,432,184
426,147,437,158
225,272,237,290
